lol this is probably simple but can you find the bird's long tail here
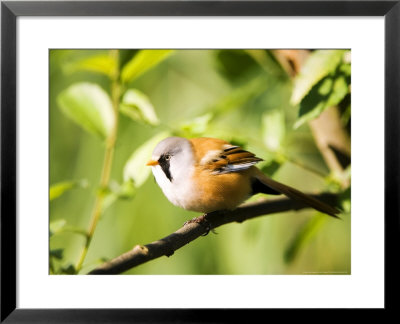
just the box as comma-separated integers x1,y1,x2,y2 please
253,168,341,218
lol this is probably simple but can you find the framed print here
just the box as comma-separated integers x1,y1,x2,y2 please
1,0,399,321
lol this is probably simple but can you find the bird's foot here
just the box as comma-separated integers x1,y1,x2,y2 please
183,214,217,236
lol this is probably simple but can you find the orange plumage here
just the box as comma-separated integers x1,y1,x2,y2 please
148,136,340,217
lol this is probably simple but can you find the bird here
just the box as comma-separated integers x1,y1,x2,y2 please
146,136,340,217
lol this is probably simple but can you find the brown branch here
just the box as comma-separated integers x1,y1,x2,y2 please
88,193,339,275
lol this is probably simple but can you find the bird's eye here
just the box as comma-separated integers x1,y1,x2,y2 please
164,154,171,161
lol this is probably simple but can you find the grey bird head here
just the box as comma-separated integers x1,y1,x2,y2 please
150,137,194,183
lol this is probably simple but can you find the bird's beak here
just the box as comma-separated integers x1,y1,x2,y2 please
146,159,159,166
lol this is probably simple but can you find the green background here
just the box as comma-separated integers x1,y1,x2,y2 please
49,49,351,275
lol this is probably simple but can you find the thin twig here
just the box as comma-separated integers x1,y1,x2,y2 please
76,50,121,272
88,193,339,275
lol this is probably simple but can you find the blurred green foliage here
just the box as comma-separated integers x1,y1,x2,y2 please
50,49,351,275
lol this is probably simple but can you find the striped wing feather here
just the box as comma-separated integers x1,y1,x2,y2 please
208,146,263,174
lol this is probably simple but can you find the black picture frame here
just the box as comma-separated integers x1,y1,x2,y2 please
1,0,399,322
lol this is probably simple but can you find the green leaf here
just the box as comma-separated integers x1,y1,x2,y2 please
180,113,213,137
339,62,351,76
216,49,259,82
120,89,159,125
50,249,64,260
50,179,88,201
341,103,351,126
118,179,136,199
294,70,350,129
124,132,171,187
102,179,136,210
284,214,327,264
57,83,115,139
262,109,285,151
64,54,117,78
49,219,66,237
213,77,268,116
50,218,87,238
121,50,174,84
260,159,282,176
102,193,118,211
339,186,351,213
60,264,77,275
291,50,346,105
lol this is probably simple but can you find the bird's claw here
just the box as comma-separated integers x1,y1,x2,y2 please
183,214,217,236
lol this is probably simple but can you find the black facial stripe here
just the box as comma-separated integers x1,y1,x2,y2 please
158,154,173,182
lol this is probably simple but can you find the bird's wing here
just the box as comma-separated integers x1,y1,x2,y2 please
200,144,263,174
